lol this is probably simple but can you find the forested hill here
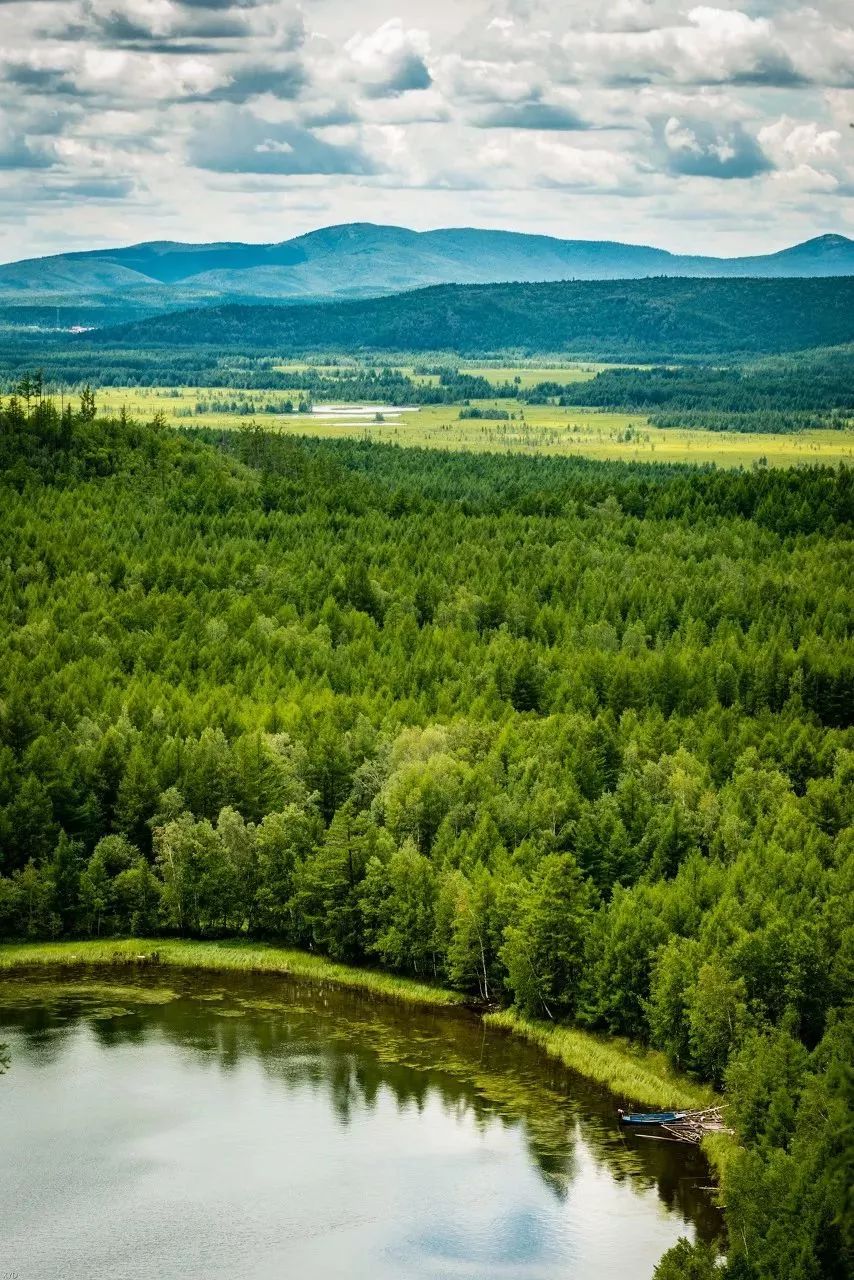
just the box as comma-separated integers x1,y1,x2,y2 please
1,400,852,1277
88,276,854,358
3,226,851,308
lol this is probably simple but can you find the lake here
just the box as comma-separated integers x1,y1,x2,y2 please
0,968,722,1279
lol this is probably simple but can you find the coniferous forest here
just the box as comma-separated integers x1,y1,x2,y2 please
0,391,851,1276
82,276,854,357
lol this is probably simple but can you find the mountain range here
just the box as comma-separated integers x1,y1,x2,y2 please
2,224,852,328
87,277,854,360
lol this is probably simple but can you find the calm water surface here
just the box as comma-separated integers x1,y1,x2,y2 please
0,967,722,1279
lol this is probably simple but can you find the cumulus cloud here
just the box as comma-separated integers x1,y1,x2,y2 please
344,20,432,97
53,0,305,51
59,0,248,46
1,61,80,95
657,115,773,178
547,7,803,87
0,120,53,169
534,139,641,190
475,99,588,130
193,57,306,103
76,47,223,100
187,107,377,175
669,6,804,85
758,117,841,167
437,55,540,105
179,0,272,8
177,1,268,8
0,1,852,260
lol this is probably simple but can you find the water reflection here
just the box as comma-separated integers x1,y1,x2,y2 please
0,968,722,1280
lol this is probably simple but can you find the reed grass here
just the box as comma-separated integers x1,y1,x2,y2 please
701,1129,741,1197
0,939,463,1008
0,940,716,1110
485,1009,717,1110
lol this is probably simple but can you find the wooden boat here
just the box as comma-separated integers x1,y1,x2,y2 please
618,1105,733,1143
617,1109,687,1126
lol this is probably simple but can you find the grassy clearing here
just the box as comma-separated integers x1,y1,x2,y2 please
460,364,601,388
265,361,606,387
485,1009,716,1110
0,939,463,1009
93,385,307,422
91,385,854,469
254,402,854,468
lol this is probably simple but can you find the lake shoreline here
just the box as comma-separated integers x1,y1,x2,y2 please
1,943,724,1278
0,937,716,1113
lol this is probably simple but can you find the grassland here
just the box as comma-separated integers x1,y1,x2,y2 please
268,361,605,388
0,939,714,1108
460,363,607,388
93,384,854,469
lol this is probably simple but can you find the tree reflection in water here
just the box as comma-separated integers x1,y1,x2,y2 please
1,967,723,1247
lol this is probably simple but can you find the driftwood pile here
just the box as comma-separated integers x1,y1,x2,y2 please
659,1106,733,1145
625,1106,733,1145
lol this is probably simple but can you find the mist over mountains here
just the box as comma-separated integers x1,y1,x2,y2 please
2,224,852,329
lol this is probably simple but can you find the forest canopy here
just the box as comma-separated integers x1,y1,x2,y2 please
0,390,852,1279
82,276,854,358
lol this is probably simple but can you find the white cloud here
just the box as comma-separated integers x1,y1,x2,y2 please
186,106,377,175
77,47,221,99
436,55,540,104
658,114,772,178
758,117,841,166
768,164,841,195
0,0,852,260
534,139,641,190
550,7,804,87
343,20,432,97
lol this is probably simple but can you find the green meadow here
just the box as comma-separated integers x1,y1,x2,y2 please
93,384,854,469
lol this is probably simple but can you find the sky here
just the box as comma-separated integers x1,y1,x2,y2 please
1,0,852,262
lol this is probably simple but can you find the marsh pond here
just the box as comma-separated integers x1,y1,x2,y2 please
1,968,722,1279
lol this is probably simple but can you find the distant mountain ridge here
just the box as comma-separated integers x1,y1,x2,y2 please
86,276,854,359
1,225,852,328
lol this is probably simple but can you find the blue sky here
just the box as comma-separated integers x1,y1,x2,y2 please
1,1,852,260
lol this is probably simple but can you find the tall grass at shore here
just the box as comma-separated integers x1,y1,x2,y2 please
0,939,463,1008
0,939,716,1110
485,1009,716,1110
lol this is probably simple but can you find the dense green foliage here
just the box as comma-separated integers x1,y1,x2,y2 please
0,348,520,403
531,347,854,432
1,392,852,1276
86,277,854,358
183,367,515,408
545,349,854,412
0,342,277,390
